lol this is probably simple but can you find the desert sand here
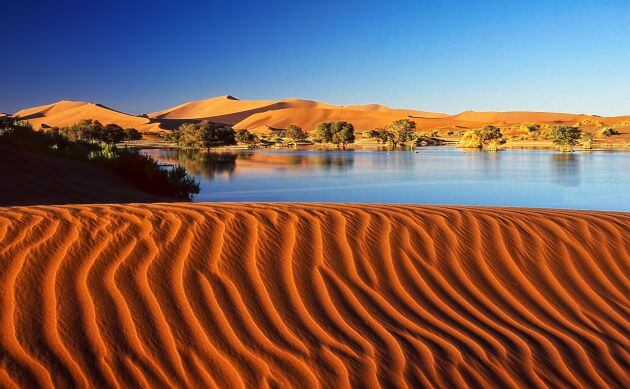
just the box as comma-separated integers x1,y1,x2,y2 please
0,203,627,388
13,101,162,133
14,96,630,135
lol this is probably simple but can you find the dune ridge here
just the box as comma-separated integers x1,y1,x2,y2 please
0,203,628,388
14,96,630,134
13,101,157,131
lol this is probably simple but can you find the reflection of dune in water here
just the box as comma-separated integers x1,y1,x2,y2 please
1,203,628,388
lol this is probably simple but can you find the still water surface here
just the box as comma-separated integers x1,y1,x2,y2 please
141,147,629,211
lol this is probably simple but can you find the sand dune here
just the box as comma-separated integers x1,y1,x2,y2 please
149,95,277,125
13,97,630,134
13,101,156,131
233,107,460,133
0,203,627,388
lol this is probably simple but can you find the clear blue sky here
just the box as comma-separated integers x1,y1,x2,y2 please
2,0,629,116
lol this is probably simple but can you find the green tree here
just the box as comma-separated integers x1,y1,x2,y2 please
174,123,205,149
99,124,128,144
550,125,582,152
283,124,308,142
170,121,237,150
459,125,505,150
125,128,142,141
386,119,417,148
313,121,355,147
313,122,334,143
363,127,388,144
331,121,355,148
235,129,258,145
198,121,236,149
581,132,594,149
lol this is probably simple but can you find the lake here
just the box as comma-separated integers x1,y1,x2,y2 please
141,147,630,211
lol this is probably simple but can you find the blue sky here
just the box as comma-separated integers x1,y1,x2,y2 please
2,0,629,115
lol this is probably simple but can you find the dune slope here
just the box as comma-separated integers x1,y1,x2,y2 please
0,203,628,388
14,101,153,130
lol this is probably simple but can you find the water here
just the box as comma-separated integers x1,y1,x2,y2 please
141,147,630,211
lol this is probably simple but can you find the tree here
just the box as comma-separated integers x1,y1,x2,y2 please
313,121,355,147
581,132,594,149
459,125,505,150
57,120,140,144
331,121,355,148
519,123,540,133
386,119,417,148
125,128,142,141
550,125,582,152
99,124,128,144
282,124,308,142
313,122,334,143
171,121,236,150
235,129,258,145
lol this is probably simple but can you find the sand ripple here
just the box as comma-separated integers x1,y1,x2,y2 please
0,204,628,388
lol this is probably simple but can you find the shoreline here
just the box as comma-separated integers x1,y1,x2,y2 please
128,139,630,152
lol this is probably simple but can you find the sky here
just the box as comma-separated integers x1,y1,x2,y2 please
2,0,629,116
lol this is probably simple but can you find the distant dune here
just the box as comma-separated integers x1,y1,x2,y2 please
13,101,157,131
1,203,627,388
12,96,630,134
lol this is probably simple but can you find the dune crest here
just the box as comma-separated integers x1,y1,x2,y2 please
14,100,154,130
13,97,630,133
0,203,627,388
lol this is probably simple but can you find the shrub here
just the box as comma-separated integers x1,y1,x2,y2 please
581,132,594,149
519,123,540,133
574,119,607,128
57,119,142,143
595,127,619,138
235,129,259,145
101,148,199,200
550,125,582,152
459,125,505,150
313,121,355,147
420,129,439,138
364,127,389,144
1,120,199,200
170,121,236,150
282,124,308,142
386,119,417,148
125,128,142,141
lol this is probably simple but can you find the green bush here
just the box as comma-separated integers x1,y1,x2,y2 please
57,119,142,143
281,124,309,142
387,119,417,148
99,148,199,200
0,119,199,200
313,121,355,147
170,121,236,150
581,132,594,149
235,129,259,145
595,127,619,138
550,125,582,152
459,125,505,150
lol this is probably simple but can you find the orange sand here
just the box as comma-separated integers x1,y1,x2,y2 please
0,203,628,388
15,96,630,134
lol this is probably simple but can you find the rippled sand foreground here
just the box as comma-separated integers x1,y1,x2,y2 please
0,204,628,388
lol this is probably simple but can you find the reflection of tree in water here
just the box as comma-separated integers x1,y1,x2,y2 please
551,153,580,187
162,150,237,179
314,153,354,171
